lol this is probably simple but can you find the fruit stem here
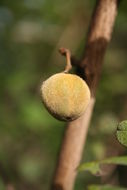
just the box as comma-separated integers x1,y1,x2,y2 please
59,48,72,73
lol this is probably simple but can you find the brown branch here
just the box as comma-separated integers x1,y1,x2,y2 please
52,98,95,190
52,0,120,189
78,0,120,96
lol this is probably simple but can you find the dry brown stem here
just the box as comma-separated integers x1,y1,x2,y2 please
59,48,72,73
52,0,120,189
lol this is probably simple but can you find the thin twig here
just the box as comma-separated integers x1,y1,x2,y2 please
59,48,72,73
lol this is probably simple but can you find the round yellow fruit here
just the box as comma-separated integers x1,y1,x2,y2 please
41,73,90,121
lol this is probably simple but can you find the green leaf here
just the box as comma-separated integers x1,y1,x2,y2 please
116,120,127,147
102,156,127,165
88,185,126,190
78,156,127,175
78,161,101,175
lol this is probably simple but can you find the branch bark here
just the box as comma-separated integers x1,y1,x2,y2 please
52,0,121,189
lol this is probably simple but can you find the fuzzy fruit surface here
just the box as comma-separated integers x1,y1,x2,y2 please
41,73,90,121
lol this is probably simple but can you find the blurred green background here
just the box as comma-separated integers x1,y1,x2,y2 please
0,0,127,189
